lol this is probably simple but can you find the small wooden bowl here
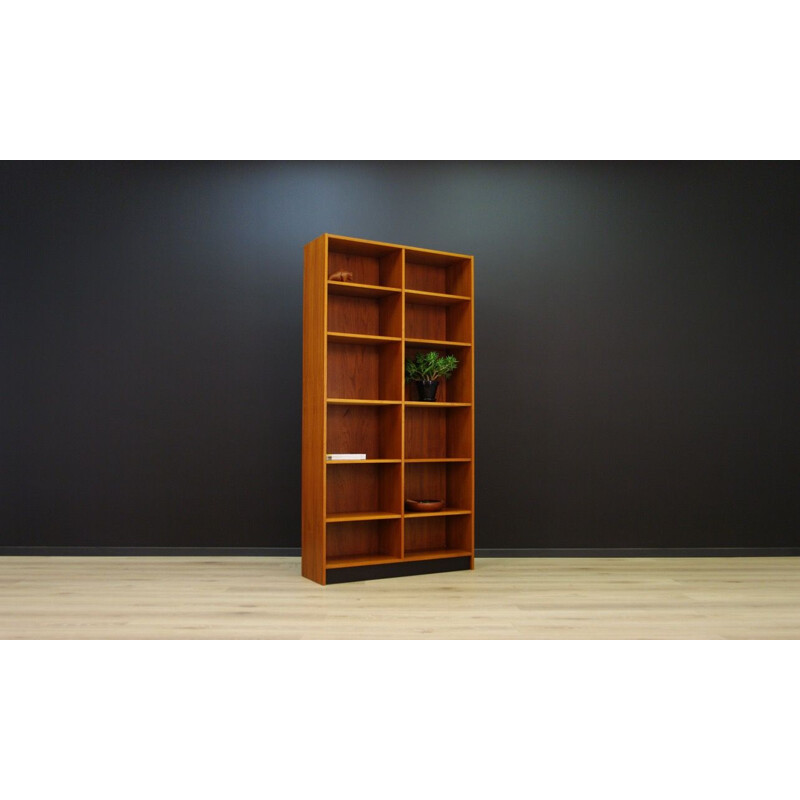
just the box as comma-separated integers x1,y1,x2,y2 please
405,499,444,512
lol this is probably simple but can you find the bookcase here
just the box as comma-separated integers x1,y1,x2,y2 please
302,234,474,584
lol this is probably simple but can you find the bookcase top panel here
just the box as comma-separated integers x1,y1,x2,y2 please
319,233,472,261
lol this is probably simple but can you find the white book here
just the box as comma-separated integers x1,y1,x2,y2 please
326,453,367,460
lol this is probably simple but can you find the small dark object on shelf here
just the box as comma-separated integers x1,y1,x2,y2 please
329,270,354,282
405,498,445,512
416,379,439,401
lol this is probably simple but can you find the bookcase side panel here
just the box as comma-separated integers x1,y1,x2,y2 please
468,257,475,566
302,236,328,584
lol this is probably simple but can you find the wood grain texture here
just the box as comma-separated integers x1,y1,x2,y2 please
403,509,471,518
327,241,403,287
327,293,402,338
403,461,473,518
405,406,471,460
405,462,446,505
326,512,401,522
406,302,447,342
327,332,401,345
404,548,472,562
302,236,327,583
404,516,447,551
327,341,402,401
327,253,383,286
327,399,401,406
328,294,381,337
405,254,471,295
399,246,407,559
463,256,475,566
2,557,798,639
404,289,471,305
327,405,402,460
405,406,447,459
326,519,402,563
404,403,471,408
327,342,380,400
327,281,400,299
405,300,471,344
326,463,401,517
378,342,403,401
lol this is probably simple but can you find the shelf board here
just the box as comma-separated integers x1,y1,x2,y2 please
404,289,471,306
404,508,472,519
405,401,471,408
326,554,401,569
326,459,401,465
403,548,473,562
326,511,402,523
328,281,401,298
405,337,471,348
328,332,402,345
404,458,472,463
327,398,401,405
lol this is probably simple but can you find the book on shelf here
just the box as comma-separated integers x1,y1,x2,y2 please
326,453,367,461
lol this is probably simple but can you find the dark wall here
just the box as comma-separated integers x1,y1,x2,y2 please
2,162,798,549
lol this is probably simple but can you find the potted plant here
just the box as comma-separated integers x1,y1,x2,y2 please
405,351,459,402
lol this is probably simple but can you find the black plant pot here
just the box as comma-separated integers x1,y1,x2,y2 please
416,380,439,402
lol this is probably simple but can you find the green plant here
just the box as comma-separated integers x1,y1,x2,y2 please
405,351,459,383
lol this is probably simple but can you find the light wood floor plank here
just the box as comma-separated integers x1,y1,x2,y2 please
1,556,799,639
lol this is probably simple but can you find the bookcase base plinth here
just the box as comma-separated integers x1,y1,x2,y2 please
325,555,472,585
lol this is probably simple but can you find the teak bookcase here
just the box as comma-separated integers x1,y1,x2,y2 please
302,234,475,585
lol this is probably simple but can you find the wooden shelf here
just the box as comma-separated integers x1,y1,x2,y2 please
404,508,471,518
403,548,472,562
404,458,472,463
327,554,401,569
326,459,401,465
328,332,401,345
405,401,471,408
328,281,401,298
303,234,474,585
326,511,402,523
327,398,401,405
405,289,470,306
405,337,471,348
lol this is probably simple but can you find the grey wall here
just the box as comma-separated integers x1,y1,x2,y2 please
2,161,798,549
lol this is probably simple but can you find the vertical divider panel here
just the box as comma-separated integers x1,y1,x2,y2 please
399,247,406,558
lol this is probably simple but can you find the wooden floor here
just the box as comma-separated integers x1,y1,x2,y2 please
1,556,799,639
